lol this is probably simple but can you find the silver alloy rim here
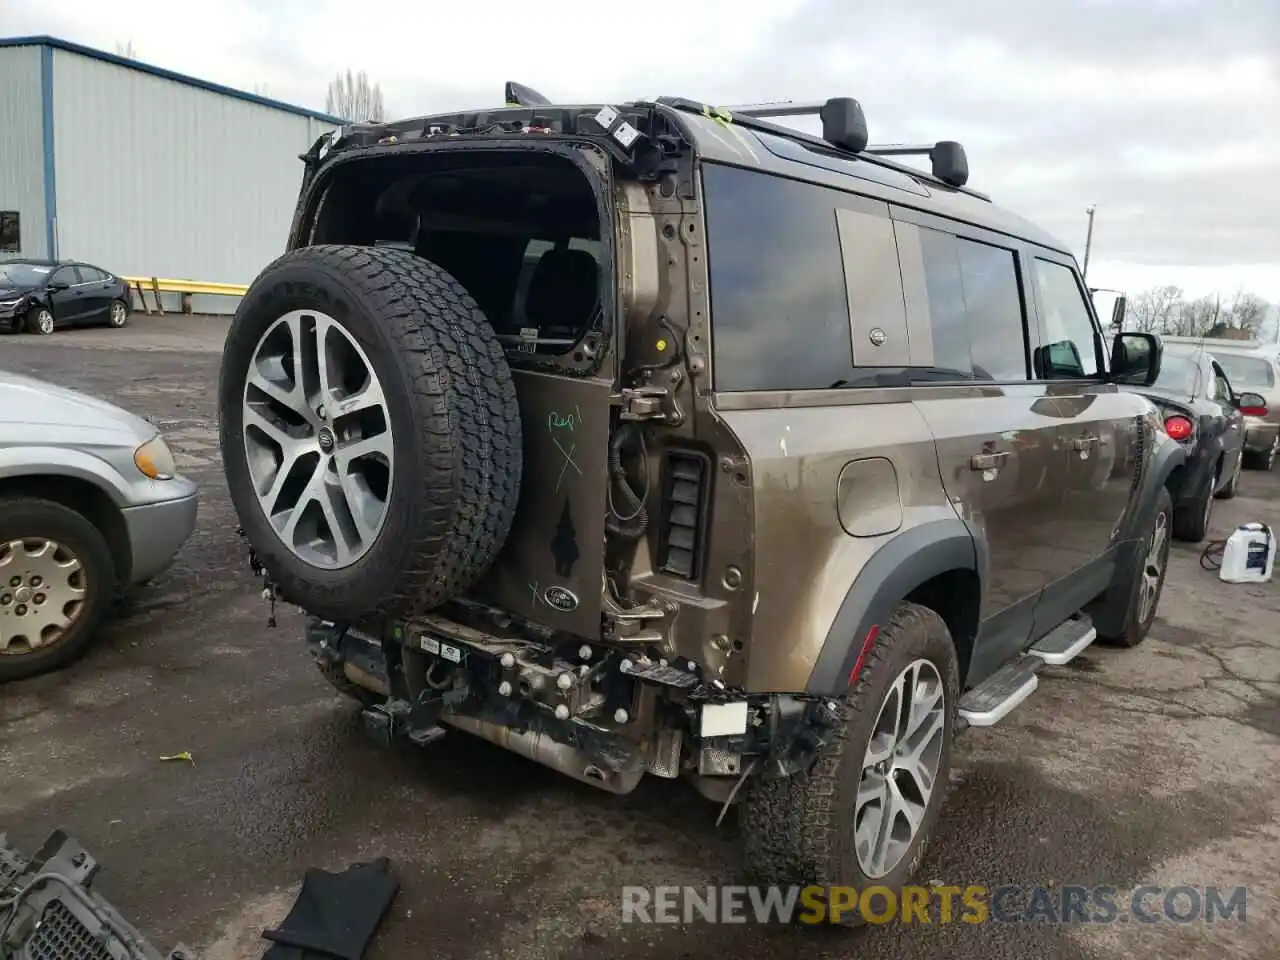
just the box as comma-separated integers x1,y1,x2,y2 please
37,311,53,334
1137,509,1169,623
854,658,946,879
242,310,394,569
1203,487,1214,529
0,538,87,654
1268,438,1277,470
111,303,126,325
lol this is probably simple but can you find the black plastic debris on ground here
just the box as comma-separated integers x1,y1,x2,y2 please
261,857,399,960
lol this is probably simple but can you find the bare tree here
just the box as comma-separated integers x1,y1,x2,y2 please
115,40,137,58
325,69,385,122
1224,289,1268,337
1127,284,1183,334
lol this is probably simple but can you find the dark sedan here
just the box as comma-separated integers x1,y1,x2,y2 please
1120,343,1266,542
0,259,132,335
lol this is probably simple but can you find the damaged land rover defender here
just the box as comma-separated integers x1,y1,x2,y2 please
218,83,1186,914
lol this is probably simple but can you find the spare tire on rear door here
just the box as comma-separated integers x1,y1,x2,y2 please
218,244,522,622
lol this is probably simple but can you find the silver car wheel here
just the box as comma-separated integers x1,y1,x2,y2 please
35,309,54,335
242,309,394,569
854,658,946,879
0,538,87,654
110,302,127,326
1137,508,1169,623
1267,437,1278,471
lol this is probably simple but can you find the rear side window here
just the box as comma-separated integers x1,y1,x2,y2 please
1215,353,1276,389
702,164,854,391
1032,258,1101,379
917,229,1029,381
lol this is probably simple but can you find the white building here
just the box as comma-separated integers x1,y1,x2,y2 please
0,35,341,311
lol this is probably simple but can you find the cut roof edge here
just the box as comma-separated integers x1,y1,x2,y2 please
0,35,347,124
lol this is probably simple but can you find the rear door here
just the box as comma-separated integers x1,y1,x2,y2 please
1026,253,1142,624
1209,358,1247,471
75,265,113,322
894,217,1071,676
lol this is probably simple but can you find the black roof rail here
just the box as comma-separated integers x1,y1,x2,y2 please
657,96,987,199
864,142,969,189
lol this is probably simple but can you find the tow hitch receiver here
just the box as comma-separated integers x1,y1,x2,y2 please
360,700,447,749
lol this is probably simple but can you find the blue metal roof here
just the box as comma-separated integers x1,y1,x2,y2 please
0,35,347,124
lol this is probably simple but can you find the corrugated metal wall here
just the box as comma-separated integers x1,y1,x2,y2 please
0,46,48,260
50,47,333,290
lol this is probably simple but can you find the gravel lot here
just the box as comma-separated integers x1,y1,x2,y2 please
1,316,1277,960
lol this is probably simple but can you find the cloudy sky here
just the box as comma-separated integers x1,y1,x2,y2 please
6,0,1279,323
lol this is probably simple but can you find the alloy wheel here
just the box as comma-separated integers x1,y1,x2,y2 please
1137,508,1169,624
242,310,394,569
35,310,54,335
854,658,946,879
1268,438,1278,471
0,538,87,655
110,302,127,326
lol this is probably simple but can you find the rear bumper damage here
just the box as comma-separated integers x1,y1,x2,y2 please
305,614,837,800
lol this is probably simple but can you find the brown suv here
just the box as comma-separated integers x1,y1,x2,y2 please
218,86,1186,917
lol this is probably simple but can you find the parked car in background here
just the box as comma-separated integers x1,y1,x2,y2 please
1118,342,1263,541
1163,337,1280,471
0,259,133,335
0,371,198,681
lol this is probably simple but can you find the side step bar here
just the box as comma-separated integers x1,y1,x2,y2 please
958,615,1096,728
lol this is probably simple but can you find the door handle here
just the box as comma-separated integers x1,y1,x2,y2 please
1073,436,1099,450
969,451,1009,471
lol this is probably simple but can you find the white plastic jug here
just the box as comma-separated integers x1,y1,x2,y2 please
1219,523,1276,584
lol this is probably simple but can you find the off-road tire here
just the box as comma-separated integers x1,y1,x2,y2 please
1097,486,1172,648
0,497,117,682
739,602,960,926
219,244,522,621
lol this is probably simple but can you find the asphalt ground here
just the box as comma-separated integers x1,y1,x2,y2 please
1,316,1277,960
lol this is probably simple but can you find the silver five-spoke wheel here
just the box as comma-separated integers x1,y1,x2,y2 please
0,538,87,655
854,658,947,879
1137,508,1168,624
243,309,394,569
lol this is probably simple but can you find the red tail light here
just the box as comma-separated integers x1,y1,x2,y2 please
1164,415,1193,441
1240,405,1268,417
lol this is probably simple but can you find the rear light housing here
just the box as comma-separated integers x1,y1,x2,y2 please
1240,404,1268,417
1163,415,1194,442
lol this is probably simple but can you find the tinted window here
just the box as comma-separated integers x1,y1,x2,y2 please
0,212,18,253
1032,258,1100,378
1151,353,1201,397
50,266,78,285
703,164,853,391
79,266,106,282
918,229,1028,381
0,261,52,286
1215,354,1275,388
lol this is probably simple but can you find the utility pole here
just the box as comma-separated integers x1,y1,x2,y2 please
1082,205,1097,280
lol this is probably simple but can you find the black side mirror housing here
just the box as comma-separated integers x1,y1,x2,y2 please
1110,331,1162,386
1236,391,1268,416
46,281,68,292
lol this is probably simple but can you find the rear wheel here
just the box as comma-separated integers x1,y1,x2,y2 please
1098,486,1172,648
1217,454,1242,500
219,244,522,621
740,602,959,926
1173,473,1213,543
0,498,116,682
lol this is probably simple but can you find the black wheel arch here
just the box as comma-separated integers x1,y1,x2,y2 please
805,518,981,697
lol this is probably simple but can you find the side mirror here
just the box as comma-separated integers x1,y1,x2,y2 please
1110,331,1162,386
1236,392,1268,417
1110,295,1127,330
46,281,68,292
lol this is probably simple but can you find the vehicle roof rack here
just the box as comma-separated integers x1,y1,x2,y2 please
671,96,978,194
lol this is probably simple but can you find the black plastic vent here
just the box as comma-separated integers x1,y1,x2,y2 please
657,450,711,580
